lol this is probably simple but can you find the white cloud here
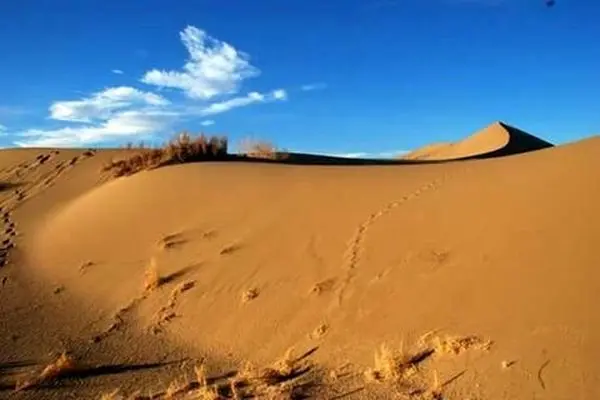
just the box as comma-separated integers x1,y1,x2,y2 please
200,92,263,115
197,89,286,116
14,26,292,148
16,109,177,147
112,69,124,75
273,89,288,100
50,86,170,123
141,26,259,100
301,83,327,92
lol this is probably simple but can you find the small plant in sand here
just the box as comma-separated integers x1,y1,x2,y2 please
100,389,125,400
103,132,228,177
143,257,164,292
363,341,440,397
237,137,289,160
241,287,260,303
100,349,314,399
365,344,415,383
15,352,76,391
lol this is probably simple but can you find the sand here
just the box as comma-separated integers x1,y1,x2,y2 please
402,121,552,160
1,122,599,399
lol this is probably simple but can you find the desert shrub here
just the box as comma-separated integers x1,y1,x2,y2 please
238,137,288,160
103,132,228,177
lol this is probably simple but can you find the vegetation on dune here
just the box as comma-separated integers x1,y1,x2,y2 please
103,132,229,177
102,133,287,178
237,137,287,160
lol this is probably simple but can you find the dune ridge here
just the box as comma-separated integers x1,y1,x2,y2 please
1,123,599,399
403,121,553,161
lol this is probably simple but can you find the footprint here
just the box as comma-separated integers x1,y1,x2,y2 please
310,278,336,295
201,230,218,239
157,233,187,250
92,297,144,342
369,268,391,284
36,154,52,164
310,323,329,339
151,280,196,334
220,243,241,255
79,260,95,273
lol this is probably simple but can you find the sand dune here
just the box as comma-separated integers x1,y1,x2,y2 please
403,121,553,161
1,124,599,399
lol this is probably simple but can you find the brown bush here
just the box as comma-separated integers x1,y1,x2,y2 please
237,138,288,160
103,132,228,177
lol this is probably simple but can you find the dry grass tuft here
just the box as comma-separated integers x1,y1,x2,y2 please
228,348,314,398
99,389,124,400
103,350,315,399
103,132,228,177
144,257,164,292
363,341,440,399
420,370,444,400
364,335,483,398
241,288,260,303
15,352,76,391
238,138,288,160
364,344,417,383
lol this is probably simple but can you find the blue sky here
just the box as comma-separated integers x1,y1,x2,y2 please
0,0,598,155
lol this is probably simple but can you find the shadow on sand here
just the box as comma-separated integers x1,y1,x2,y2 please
0,182,24,193
190,122,554,167
0,359,183,392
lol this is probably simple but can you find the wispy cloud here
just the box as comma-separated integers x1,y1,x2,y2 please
200,120,215,126
195,89,286,116
50,86,169,123
13,25,289,147
16,109,178,147
301,82,327,92
112,69,124,75
141,26,260,100
0,124,7,135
